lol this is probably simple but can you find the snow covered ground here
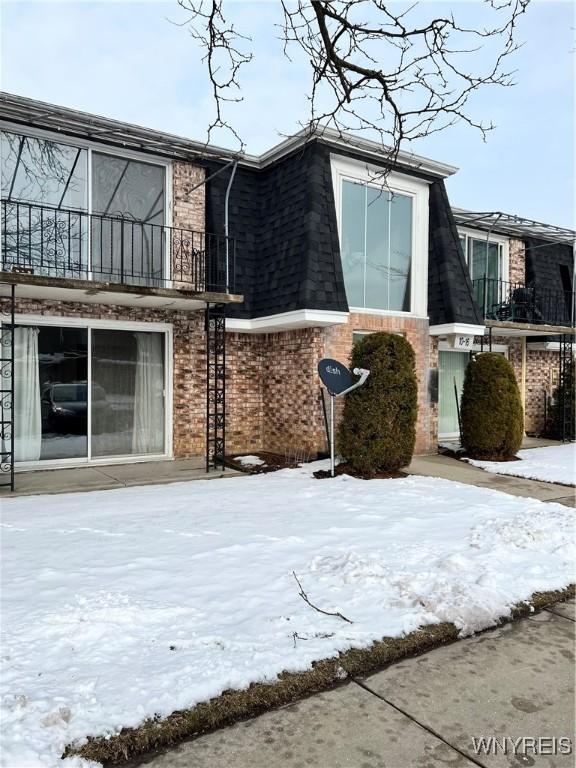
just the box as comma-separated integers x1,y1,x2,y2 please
467,443,575,486
1,464,574,768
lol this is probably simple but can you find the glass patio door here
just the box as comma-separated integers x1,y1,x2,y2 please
469,238,503,316
438,351,469,437
12,324,166,465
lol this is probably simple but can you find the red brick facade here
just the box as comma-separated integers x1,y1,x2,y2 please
3,155,562,469
226,313,438,458
508,238,525,284
505,338,558,434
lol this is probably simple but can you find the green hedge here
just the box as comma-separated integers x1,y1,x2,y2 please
338,332,418,474
461,352,524,459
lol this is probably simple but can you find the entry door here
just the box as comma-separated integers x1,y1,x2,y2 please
438,351,469,437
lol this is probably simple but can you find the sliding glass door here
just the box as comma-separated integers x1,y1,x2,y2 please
11,323,167,465
91,329,165,457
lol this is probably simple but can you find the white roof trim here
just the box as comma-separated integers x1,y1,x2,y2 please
226,309,349,333
0,92,457,178
429,323,485,337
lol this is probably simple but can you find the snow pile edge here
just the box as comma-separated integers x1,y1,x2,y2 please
66,587,574,766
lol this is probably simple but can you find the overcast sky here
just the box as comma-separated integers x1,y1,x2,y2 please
1,1,574,227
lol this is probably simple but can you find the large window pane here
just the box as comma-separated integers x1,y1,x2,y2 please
1,131,87,209
389,193,412,312
365,187,390,310
1,132,88,277
341,181,366,308
91,329,165,457
91,153,165,285
38,326,88,460
340,179,413,311
470,238,502,312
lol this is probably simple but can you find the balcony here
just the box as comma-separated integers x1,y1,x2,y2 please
473,278,575,329
0,200,236,298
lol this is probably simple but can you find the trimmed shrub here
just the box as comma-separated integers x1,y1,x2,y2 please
461,352,524,459
548,359,575,440
338,332,418,474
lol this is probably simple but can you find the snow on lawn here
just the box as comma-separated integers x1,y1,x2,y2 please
467,443,576,486
1,465,574,768
236,454,266,467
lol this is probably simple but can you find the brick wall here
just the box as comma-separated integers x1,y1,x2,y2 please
496,336,560,434
508,238,525,284
171,161,206,286
324,314,437,455
172,162,205,232
225,314,437,459
478,335,558,436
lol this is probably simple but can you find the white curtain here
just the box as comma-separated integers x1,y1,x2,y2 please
14,327,41,462
132,332,164,454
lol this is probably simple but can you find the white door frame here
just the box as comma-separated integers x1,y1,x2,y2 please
11,314,173,471
437,342,509,439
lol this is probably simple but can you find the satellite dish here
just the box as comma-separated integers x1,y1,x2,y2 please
317,358,354,396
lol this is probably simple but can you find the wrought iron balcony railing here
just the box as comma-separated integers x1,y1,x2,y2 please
473,277,575,328
0,199,235,294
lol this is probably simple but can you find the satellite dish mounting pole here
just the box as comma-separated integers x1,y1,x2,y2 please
330,393,336,478
317,359,370,479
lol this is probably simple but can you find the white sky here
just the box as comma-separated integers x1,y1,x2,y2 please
1,0,574,227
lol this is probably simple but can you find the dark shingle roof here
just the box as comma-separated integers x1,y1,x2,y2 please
207,141,479,325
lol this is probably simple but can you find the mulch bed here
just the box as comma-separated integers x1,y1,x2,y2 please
314,464,407,480
468,454,521,462
439,446,520,463
224,452,302,474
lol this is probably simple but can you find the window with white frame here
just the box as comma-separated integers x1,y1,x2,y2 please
459,232,506,284
1,131,167,220
10,319,170,465
459,230,509,314
332,158,428,316
0,129,169,283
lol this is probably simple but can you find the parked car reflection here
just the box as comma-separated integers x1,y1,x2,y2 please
41,382,89,434
41,381,110,434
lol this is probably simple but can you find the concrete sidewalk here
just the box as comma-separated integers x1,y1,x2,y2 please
407,453,575,507
134,601,575,768
0,457,242,497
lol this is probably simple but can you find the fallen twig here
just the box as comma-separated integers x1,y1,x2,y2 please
292,571,353,624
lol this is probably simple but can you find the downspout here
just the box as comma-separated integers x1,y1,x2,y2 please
224,161,238,293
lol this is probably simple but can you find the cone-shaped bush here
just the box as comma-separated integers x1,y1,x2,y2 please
338,332,417,474
461,352,524,459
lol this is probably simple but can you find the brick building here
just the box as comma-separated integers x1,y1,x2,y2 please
0,93,573,488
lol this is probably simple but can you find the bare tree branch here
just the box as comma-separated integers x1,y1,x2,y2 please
177,0,530,161
293,570,354,624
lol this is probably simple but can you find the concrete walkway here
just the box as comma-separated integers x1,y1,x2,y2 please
407,453,575,507
134,601,575,768
1,458,241,497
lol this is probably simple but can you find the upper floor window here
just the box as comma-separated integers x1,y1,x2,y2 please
332,157,429,316
459,233,505,284
91,152,165,224
341,181,413,312
1,129,168,285
1,131,87,209
0,130,166,224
